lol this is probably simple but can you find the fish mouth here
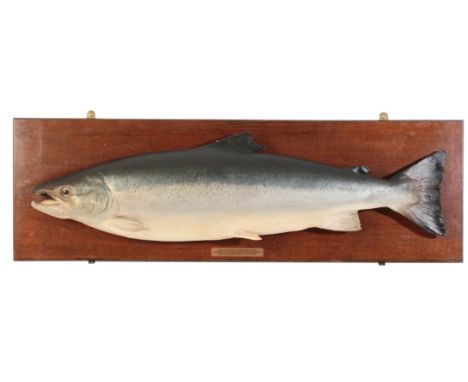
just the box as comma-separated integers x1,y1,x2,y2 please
31,188,60,208
31,186,69,219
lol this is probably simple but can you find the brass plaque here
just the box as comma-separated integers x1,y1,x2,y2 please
211,247,264,258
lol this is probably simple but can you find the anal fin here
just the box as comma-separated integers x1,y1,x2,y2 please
316,211,362,232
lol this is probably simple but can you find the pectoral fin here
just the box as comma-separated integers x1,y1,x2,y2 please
107,216,149,232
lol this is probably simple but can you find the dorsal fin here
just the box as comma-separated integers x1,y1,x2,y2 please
205,132,265,153
351,165,370,174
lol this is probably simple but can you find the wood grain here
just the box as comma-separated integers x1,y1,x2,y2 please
13,118,463,262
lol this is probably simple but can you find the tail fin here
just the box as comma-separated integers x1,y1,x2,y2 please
390,151,446,236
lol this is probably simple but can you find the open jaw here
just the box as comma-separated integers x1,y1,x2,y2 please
31,190,60,208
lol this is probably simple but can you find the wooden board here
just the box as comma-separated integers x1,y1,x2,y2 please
13,118,463,262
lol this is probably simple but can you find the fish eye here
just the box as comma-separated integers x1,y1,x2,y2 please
60,186,71,198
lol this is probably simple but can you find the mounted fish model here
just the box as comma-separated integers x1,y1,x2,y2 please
32,133,446,241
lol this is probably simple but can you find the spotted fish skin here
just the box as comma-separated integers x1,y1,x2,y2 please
31,133,446,241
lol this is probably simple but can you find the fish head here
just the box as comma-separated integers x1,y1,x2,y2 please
31,172,112,221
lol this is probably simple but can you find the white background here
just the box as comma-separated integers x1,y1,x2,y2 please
1,1,466,381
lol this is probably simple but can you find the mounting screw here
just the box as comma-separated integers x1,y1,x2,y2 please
379,112,389,121
87,110,96,119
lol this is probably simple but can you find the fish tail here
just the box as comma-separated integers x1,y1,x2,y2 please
389,151,446,236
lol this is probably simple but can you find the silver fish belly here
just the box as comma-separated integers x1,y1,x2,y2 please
31,132,446,241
